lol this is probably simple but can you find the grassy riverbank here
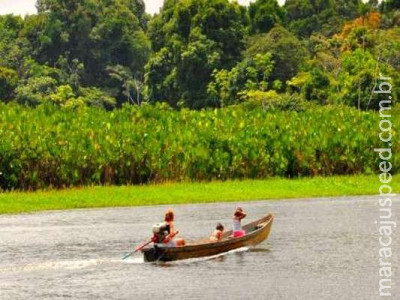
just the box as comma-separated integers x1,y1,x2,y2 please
1,175,399,214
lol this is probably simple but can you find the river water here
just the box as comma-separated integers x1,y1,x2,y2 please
0,196,398,300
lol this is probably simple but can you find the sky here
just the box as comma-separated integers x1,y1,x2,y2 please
0,0,286,16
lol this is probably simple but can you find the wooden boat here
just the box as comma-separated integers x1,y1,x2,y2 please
142,213,274,262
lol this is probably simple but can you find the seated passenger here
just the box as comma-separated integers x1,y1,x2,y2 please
210,223,224,242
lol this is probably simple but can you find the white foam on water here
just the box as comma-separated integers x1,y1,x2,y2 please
207,246,250,259
0,258,109,273
117,247,250,266
122,257,145,264
201,246,250,260
162,246,250,265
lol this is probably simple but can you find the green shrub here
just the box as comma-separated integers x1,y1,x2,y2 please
0,67,18,102
15,76,57,106
239,90,306,111
79,87,116,109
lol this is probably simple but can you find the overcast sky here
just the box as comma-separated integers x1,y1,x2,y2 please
0,0,286,16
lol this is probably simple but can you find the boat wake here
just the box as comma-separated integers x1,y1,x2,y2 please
207,246,250,260
122,257,145,264
0,258,111,274
159,246,250,265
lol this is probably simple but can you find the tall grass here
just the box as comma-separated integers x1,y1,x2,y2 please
0,103,398,190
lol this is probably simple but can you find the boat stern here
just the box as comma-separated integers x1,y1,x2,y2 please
142,245,168,262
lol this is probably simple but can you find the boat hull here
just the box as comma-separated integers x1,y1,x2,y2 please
142,213,273,262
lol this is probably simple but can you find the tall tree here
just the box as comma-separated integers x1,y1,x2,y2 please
246,25,309,88
0,15,25,70
0,67,18,101
22,0,150,103
284,0,362,37
249,0,286,33
380,0,400,27
381,0,400,11
145,0,246,108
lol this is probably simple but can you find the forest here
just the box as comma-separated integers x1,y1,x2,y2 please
0,0,399,190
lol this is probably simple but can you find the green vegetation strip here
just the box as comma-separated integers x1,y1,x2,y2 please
2,103,399,190
1,175,398,215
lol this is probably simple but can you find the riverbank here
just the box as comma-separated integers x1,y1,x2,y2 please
0,175,399,214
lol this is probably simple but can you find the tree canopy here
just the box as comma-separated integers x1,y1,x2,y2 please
145,0,246,108
0,0,399,109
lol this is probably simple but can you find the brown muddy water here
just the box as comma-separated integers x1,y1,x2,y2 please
0,196,398,300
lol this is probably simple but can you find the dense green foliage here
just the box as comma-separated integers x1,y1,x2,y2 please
0,67,18,101
0,1,399,192
0,0,150,107
284,0,362,37
249,0,285,33
145,0,246,108
0,0,399,109
0,103,398,190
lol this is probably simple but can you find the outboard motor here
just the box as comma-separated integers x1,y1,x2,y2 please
152,222,169,244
